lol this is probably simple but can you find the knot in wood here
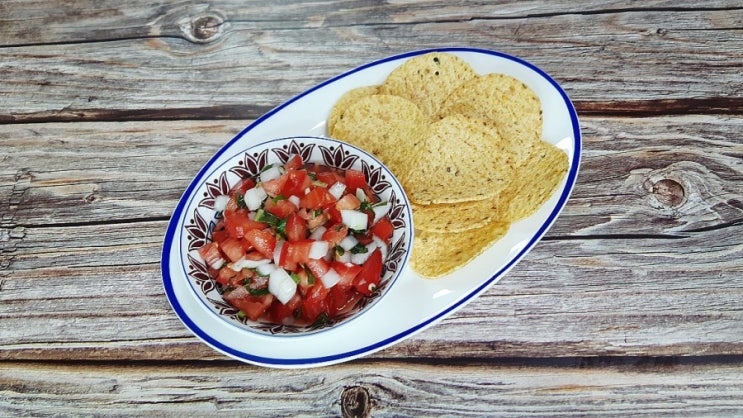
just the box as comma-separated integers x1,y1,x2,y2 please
340,385,372,418
652,178,685,207
183,13,225,44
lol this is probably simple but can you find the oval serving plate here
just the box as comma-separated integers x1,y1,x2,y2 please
162,47,581,368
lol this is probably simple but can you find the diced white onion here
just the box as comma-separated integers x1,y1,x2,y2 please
213,195,230,212
351,242,378,265
309,225,327,241
372,202,390,225
341,209,368,231
273,240,284,265
268,268,297,304
355,188,367,202
339,235,359,251
230,257,270,271
328,181,346,200
308,240,330,260
288,195,301,206
244,186,267,211
320,268,341,288
256,262,277,276
336,251,351,263
259,165,283,182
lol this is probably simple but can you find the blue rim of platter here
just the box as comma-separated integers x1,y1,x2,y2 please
161,46,582,367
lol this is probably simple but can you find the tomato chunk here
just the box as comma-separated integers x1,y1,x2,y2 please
244,228,276,259
223,287,274,321
285,213,308,242
300,186,336,210
370,216,394,243
353,248,383,296
198,242,225,269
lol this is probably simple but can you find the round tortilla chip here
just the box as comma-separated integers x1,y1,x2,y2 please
437,73,543,167
503,140,569,222
411,192,509,233
329,94,428,177
401,114,514,205
380,52,477,119
411,220,511,278
327,85,380,135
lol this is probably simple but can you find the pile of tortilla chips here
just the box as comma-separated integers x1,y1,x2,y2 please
327,52,569,278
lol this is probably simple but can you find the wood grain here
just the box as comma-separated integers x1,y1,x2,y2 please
0,2,741,123
1,360,743,416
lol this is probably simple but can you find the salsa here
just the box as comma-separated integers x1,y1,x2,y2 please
197,154,395,326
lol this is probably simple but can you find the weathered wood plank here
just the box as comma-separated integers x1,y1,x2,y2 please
1,360,742,416
0,3,741,122
3,1,740,46
2,116,741,233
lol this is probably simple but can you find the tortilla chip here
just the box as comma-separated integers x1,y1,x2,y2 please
437,73,543,167
503,140,569,222
401,114,514,205
411,220,510,278
380,52,477,119
329,94,428,177
411,192,508,233
327,85,380,135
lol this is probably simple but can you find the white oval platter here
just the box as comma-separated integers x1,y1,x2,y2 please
161,47,581,368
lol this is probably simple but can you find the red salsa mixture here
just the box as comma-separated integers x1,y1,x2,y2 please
198,154,395,327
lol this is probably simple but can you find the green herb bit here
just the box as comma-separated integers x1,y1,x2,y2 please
289,272,301,284
311,312,330,328
303,265,316,285
246,285,270,296
334,245,345,256
259,163,275,173
237,311,246,319
255,209,281,226
273,194,287,202
275,217,288,239
359,201,374,212
235,192,248,209
349,243,368,254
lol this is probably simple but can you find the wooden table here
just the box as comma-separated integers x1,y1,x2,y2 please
2,1,742,415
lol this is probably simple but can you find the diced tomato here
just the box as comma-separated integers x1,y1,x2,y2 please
285,213,308,242
283,240,313,266
198,242,225,269
277,241,297,271
353,248,383,296
315,170,344,187
370,216,394,243
244,228,276,259
305,258,330,280
211,226,230,244
224,209,267,239
223,287,274,321
332,261,362,287
231,178,256,196
281,169,312,197
261,174,288,197
300,186,336,210
322,224,348,246
335,193,361,211
344,169,367,192
220,237,245,262
244,250,266,261
326,206,343,224
268,292,302,323
264,197,298,219
216,266,247,287
301,283,330,323
329,285,362,316
284,154,303,171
